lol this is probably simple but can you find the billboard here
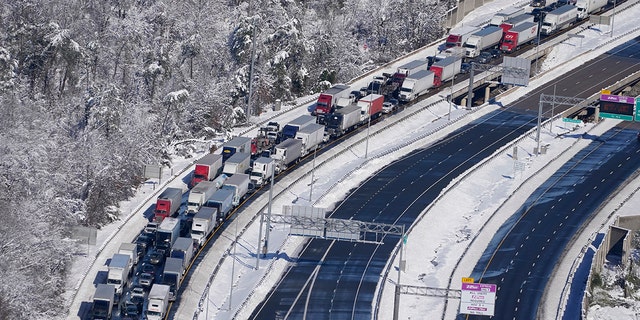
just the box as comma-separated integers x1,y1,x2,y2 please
460,282,497,316
599,94,635,121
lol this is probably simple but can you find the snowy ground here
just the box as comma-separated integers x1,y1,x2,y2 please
65,0,640,319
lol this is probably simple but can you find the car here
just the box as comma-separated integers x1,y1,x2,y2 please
144,222,158,234
139,272,154,287
130,286,145,299
149,251,164,265
489,48,502,59
139,262,156,275
350,90,363,102
122,303,140,318
135,234,153,250
460,63,471,74
477,51,493,64
382,98,399,114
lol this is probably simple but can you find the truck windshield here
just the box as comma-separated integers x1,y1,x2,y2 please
191,230,204,236
400,87,411,93
250,171,262,177
93,300,110,314
463,43,475,49
107,278,121,285
147,310,162,317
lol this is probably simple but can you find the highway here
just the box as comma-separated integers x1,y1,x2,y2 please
250,37,640,319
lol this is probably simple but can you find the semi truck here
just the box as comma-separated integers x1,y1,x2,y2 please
540,5,578,35
91,284,115,320
429,56,462,87
444,25,480,49
271,138,303,173
324,105,361,138
499,13,535,33
392,60,429,85
221,173,250,206
249,157,275,186
190,153,223,187
187,181,217,214
314,84,351,115
489,6,525,26
295,123,325,156
170,237,195,272
530,0,558,8
464,26,503,58
282,115,317,139
221,136,252,161
156,217,181,254
162,257,183,301
398,70,435,102
576,0,607,19
153,187,183,222
222,152,251,176
190,207,217,247
107,253,131,295
146,284,170,320
205,188,235,224
118,242,139,269
500,22,539,53
357,94,384,122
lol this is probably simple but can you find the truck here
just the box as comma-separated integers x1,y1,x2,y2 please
357,94,384,122
91,284,115,320
271,138,303,173
162,258,183,301
187,180,217,214
250,157,275,187
444,25,481,49
107,253,131,295
295,123,325,156
153,187,183,222
576,0,607,20
392,60,429,85
499,13,535,33
464,26,503,58
398,70,435,102
205,188,235,224
118,242,139,269
221,173,250,206
500,22,539,53
190,207,217,247
530,0,558,8
314,84,351,116
221,136,252,161
222,152,251,176
429,56,462,87
156,217,181,254
540,5,578,35
489,6,525,26
190,153,223,187
282,115,317,139
324,105,361,138
170,237,195,272
146,284,170,320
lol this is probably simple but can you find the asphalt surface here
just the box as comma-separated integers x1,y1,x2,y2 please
250,36,640,320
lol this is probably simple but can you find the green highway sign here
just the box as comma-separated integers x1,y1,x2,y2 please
636,97,640,121
600,112,634,121
562,118,582,123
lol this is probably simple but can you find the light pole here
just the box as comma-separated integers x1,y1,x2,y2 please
610,0,617,37
256,163,275,268
365,99,371,158
309,144,317,200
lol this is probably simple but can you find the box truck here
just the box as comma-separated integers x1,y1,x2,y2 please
222,152,251,176
107,253,131,295
282,115,317,139
489,6,525,26
221,136,251,161
153,187,183,222
357,94,384,122
190,207,217,247
190,153,223,187
91,284,115,320
156,217,180,254
429,56,462,87
464,26,503,58
271,138,303,173
398,70,435,102
170,237,195,272
187,180,217,214
392,60,429,85
540,5,578,35
118,242,139,268
162,258,183,301
146,284,170,320
295,123,325,156
221,173,250,206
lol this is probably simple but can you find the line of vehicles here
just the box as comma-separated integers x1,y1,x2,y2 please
87,1,620,318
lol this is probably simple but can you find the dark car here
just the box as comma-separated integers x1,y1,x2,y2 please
122,303,140,318
149,250,164,265
477,51,493,64
139,272,154,287
489,48,502,60
135,234,153,250
460,63,471,74
350,90,363,102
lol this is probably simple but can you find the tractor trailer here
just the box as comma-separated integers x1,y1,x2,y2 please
576,0,607,19
464,26,503,58
205,188,234,224
190,153,223,187
357,94,384,122
154,187,183,222
282,115,317,139
221,136,252,161
500,22,539,53
271,138,303,173
324,105,361,138
146,284,170,320
221,173,250,207
187,181,217,214
444,25,480,49
156,217,180,254
314,84,351,115
398,71,435,102
540,5,578,35
250,157,275,186
107,254,130,295
489,6,525,26
222,152,251,176
91,284,115,320
429,56,462,87
190,207,217,247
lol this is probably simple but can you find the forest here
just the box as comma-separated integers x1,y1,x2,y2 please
0,0,450,317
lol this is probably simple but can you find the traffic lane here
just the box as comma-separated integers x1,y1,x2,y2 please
465,128,640,319
252,111,537,319
510,37,640,116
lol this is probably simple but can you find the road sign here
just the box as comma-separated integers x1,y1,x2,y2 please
562,117,582,123
462,277,474,283
636,97,640,121
599,94,635,121
460,283,497,316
